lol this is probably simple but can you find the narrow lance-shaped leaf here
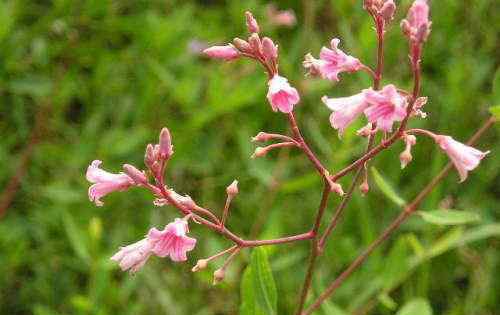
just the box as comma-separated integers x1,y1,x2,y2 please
418,209,481,225
371,167,406,207
396,298,433,315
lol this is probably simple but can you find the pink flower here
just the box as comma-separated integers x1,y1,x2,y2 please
322,93,369,136
203,45,240,60
148,218,197,262
363,85,408,132
308,38,363,81
434,135,490,182
266,6,296,27
266,75,300,113
401,0,431,43
111,238,154,273
86,160,134,206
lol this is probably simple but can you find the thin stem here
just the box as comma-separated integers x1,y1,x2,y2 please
193,205,221,225
205,245,238,263
295,184,331,315
287,112,331,181
318,167,364,251
241,231,314,247
302,117,495,315
220,196,233,227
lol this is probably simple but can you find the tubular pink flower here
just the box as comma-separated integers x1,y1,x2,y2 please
203,45,240,60
363,84,408,132
86,160,134,206
322,93,369,136
266,75,300,113
434,135,490,182
315,38,363,81
148,218,197,262
111,238,154,273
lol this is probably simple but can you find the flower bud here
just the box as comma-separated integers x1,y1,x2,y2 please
159,128,174,160
226,180,239,197
251,147,267,159
192,259,208,272
123,164,148,185
233,38,252,53
178,195,197,209
400,19,412,37
213,268,225,285
144,144,156,167
400,149,413,169
248,33,263,56
330,182,344,196
245,11,260,33
359,180,370,195
203,45,240,60
252,132,272,142
262,37,278,62
380,0,396,22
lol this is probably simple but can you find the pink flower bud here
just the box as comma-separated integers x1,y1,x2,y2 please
262,37,278,61
399,150,413,169
330,182,344,196
213,268,226,285
192,259,208,272
233,37,252,53
248,33,263,56
401,0,431,43
203,45,240,60
252,132,272,142
266,6,296,27
359,180,370,195
380,0,396,22
123,164,148,185
245,11,260,33
226,180,239,197
144,144,156,168
251,147,268,159
159,127,174,160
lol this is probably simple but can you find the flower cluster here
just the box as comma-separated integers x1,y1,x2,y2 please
84,4,492,311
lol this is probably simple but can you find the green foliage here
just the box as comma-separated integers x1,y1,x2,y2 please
418,210,481,226
0,1,499,315
240,248,278,315
396,298,433,315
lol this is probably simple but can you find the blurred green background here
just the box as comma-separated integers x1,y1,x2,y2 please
1,0,499,314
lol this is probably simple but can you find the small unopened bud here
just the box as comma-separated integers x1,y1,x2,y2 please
359,180,370,195
226,180,239,197
213,268,225,285
252,132,272,142
330,182,344,196
251,147,267,159
145,144,156,167
233,38,252,53
400,150,413,169
262,37,278,61
159,128,174,160
248,33,263,56
192,259,208,272
203,45,240,60
400,19,411,37
123,164,148,185
357,124,374,137
245,11,260,33
380,0,396,22
303,53,324,77
178,195,196,209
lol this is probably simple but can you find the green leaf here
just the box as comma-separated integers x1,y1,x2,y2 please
396,298,433,315
492,68,500,101
371,167,406,207
489,105,500,120
418,210,481,225
240,248,278,315
62,212,91,264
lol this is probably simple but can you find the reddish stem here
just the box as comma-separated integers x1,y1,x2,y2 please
302,117,495,315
